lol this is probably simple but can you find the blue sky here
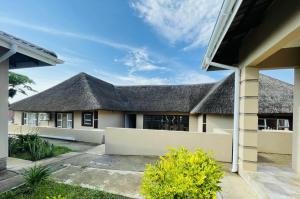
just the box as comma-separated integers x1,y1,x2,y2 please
0,0,294,102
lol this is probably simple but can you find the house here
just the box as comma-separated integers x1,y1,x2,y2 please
201,0,300,174
0,31,62,170
10,72,293,133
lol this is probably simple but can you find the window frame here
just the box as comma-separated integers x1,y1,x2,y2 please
56,112,73,129
202,114,207,133
82,112,94,127
22,112,38,126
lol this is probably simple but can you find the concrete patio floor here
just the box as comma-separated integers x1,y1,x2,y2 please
241,153,300,199
1,140,259,199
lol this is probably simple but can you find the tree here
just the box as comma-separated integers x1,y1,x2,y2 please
9,72,36,98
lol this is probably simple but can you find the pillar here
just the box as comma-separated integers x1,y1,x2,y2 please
293,68,300,173
238,66,259,172
0,59,9,170
136,114,143,129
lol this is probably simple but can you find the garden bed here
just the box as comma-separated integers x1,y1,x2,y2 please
9,134,72,161
0,180,130,199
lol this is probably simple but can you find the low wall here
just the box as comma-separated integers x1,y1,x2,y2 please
105,128,232,162
258,130,292,154
9,125,104,144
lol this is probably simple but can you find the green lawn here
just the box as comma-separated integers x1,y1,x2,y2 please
10,145,72,161
0,180,130,199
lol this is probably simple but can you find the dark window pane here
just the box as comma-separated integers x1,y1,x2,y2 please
143,115,189,131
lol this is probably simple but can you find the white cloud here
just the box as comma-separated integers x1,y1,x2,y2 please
0,16,138,51
115,48,168,74
175,70,216,84
131,0,222,50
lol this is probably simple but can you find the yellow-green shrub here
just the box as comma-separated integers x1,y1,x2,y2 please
141,147,224,199
46,195,66,199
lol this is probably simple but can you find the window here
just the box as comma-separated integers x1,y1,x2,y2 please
143,115,189,131
56,113,73,129
82,112,93,127
258,118,267,130
38,113,50,121
23,112,37,126
277,119,289,130
202,114,207,133
258,117,291,131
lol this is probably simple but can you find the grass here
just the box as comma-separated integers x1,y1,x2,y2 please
10,145,72,161
0,180,130,199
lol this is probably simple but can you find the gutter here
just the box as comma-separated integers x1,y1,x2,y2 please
0,44,17,63
202,0,243,70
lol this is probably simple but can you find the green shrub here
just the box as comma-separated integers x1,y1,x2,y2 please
141,147,224,199
46,195,66,199
9,134,55,161
23,165,51,189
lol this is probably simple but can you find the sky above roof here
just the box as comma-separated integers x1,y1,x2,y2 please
1,0,293,103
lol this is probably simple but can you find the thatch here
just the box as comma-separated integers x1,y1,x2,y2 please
191,73,293,114
11,72,293,114
116,84,214,112
10,73,125,112
10,73,214,113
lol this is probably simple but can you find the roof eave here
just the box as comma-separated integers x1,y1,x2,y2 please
201,0,243,71
0,34,63,67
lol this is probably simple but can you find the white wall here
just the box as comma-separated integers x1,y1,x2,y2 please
258,131,292,154
105,127,232,162
9,124,104,144
0,60,8,167
189,115,198,132
197,114,233,133
98,110,124,129
14,111,22,125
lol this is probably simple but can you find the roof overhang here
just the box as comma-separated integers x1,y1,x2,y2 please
202,0,276,71
0,31,63,69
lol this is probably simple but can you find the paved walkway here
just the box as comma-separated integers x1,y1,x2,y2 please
241,153,300,199
1,140,258,199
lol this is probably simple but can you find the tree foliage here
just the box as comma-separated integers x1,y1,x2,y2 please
9,72,36,98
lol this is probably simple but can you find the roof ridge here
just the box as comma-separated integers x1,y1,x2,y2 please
81,74,104,109
190,74,231,114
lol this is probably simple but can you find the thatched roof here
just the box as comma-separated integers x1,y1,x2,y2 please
191,73,293,114
11,72,293,114
10,73,126,112
10,73,214,112
116,84,214,112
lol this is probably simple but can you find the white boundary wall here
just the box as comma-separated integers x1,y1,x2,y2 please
105,127,232,162
258,130,292,154
9,124,104,144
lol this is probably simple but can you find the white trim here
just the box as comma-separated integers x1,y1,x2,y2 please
202,0,243,70
0,34,63,66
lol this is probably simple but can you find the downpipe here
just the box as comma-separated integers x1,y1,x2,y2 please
208,61,240,173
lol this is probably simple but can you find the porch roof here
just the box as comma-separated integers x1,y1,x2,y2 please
0,31,63,68
203,0,275,70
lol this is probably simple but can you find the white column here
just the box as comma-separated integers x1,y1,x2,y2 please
136,114,143,129
293,68,300,173
0,60,9,170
